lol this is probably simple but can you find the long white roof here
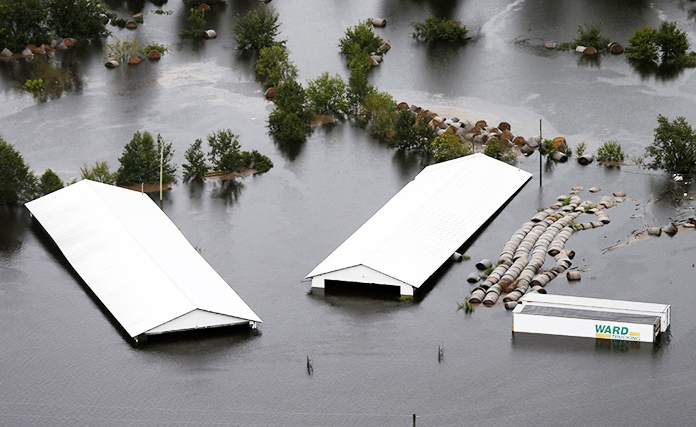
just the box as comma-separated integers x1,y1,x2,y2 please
25,180,261,338
307,154,532,289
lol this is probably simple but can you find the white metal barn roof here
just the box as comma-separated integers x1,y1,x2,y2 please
25,180,261,340
306,153,532,296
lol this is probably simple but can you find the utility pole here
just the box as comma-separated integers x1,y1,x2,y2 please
159,141,164,201
539,119,543,187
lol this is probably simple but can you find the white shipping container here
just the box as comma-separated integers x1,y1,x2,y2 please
512,294,671,343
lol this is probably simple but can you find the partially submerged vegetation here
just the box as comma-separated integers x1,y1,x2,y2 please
411,16,469,43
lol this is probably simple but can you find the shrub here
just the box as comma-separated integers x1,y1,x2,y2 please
232,4,280,52
411,16,468,42
347,49,374,111
626,27,659,62
182,139,208,182
626,22,690,64
305,72,350,118
39,169,64,195
22,79,44,94
256,43,297,87
105,38,139,62
431,132,471,162
596,140,625,163
182,8,206,38
575,142,588,156
389,109,434,152
572,23,609,50
484,137,515,163
360,90,396,137
80,160,117,184
140,43,169,56
116,131,176,185
644,115,696,176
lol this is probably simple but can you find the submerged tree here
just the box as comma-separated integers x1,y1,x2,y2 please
116,131,176,186
305,72,350,118
232,4,280,52
182,139,208,182
267,79,313,143
431,132,472,163
45,0,110,41
0,137,39,205
81,160,117,184
39,168,64,195
256,43,298,87
644,115,696,176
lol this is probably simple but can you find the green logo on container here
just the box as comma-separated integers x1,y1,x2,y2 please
595,324,640,341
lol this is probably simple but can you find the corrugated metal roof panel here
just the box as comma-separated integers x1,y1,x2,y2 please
307,154,532,289
25,180,261,338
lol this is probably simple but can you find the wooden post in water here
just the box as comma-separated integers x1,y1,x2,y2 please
413,413,417,427
539,119,543,187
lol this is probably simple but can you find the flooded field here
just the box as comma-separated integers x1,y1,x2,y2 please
2,0,696,425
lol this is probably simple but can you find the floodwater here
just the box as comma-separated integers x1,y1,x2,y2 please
2,0,696,425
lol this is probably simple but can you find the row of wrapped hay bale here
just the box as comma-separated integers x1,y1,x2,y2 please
466,190,625,308
1,38,73,60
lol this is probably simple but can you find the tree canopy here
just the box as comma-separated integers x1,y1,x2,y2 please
0,137,38,205
116,131,176,186
232,4,280,52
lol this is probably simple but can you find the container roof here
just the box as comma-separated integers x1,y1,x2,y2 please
307,154,532,289
25,180,261,338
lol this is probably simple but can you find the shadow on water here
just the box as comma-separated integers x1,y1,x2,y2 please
380,0,460,19
0,207,31,260
630,59,686,82
577,53,601,68
210,178,245,204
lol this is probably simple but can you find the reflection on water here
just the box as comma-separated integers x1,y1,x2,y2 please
0,207,30,261
210,178,245,204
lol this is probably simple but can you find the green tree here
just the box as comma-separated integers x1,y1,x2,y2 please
411,16,469,43
39,168,64,195
656,21,689,61
347,49,374,111
232,4,280,52
0,0,49,51
81,160,117,184
338,20,382,59
0,137,39,205
267,78,313,143
390,109,434,152
46,0,109,41
625,27,659,62
596,140,625,164
116,131,176,186
305,72,350,118
182,8,206,38
256,43,298,87
182,139,208,182
431,132,472,162
207,129,244,173
644,115,696,176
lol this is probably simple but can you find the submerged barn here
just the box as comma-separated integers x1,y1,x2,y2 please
25,180,261,341
306,153,532,296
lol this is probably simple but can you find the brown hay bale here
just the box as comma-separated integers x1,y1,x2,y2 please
128,56,141,65
198,3,211,11
132,12,143,18
584,46,597,56
397,102,409,110
104,60,120,69
609,42,624,54
373,18,387,27
126,20,138,30
501,130,514,141
498,121,511,132
513,136,526,146
552,136,567,149
475,120,487,129
264,87,277,100
147,49,161,60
